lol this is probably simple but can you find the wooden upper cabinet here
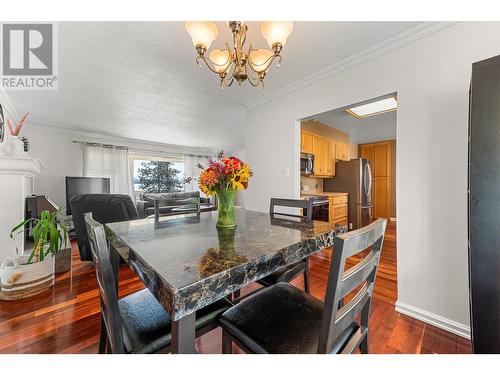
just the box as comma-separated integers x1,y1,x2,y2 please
300,130,347,177
313,137,329,176
335,141,343,160
301,131,314,154
360,144,374,162
328,141,336,176
334,142,349,161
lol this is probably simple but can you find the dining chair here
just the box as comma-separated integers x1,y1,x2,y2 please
258,198,314,292
219,218,387,354
84,212,232,354
153,194,201,222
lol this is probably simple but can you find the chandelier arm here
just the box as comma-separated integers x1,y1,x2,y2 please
221,76,234,88
247,74,263,87
247,53,281,75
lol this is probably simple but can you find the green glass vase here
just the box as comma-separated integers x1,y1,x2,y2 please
215,189,237,228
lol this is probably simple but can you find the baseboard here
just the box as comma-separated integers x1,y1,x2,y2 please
395,300,471,339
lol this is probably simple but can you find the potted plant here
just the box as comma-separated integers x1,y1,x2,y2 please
198,151,253,228
0,209,68,300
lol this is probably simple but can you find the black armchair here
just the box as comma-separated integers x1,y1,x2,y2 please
70,194,138,261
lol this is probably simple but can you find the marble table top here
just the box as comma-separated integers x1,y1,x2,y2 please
105,208,347,321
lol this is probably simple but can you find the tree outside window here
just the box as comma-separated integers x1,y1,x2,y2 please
133,159,187,195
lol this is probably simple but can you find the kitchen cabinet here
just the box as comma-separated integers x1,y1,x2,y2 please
334,141,350,161
300,130,350,177
328,141,336,176
301,131,314,154
312,136,330,176
328,193,348,225
359,140,393,219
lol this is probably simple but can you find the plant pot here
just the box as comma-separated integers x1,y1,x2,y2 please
55,246,72,274
0,255,55,301
54,231,72,274
215,189,237,228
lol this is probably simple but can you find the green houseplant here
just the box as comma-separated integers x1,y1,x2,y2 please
10,208,68,263
1,209,68,300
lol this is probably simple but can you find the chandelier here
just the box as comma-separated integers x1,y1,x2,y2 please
185,21,293,88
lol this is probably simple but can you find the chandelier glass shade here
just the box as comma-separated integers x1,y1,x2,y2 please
185,21,293,88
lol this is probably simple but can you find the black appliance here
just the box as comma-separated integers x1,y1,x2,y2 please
323,158,372,230
468,54,500,353
302,195,329,222
65,176,110,215
300,153,314,176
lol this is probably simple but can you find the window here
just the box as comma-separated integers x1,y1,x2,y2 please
345,96,397,119
130,154,186,200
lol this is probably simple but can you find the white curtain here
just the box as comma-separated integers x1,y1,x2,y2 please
184,154,210,194
83,144,135,201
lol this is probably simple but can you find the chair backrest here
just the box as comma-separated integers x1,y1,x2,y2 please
269,198,313,220
153,192,201,221
84,212,125,354
318,218,387,354
71,194,138,261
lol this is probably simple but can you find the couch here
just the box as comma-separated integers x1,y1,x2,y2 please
136,191,216,219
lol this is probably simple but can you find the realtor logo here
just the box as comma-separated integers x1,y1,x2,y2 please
1,23,58,90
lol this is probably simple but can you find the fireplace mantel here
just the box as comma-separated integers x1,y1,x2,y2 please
0,155,45,262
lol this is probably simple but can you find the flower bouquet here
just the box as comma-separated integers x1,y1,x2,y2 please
198,151,253,228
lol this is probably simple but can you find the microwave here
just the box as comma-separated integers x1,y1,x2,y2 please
300,153,314,175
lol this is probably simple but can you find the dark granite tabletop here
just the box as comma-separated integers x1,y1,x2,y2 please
105,208,347,321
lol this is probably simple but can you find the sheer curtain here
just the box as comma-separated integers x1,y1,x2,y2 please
184,154,210,194
83,144,135,201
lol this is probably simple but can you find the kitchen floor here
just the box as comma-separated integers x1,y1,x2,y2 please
0,222,471,354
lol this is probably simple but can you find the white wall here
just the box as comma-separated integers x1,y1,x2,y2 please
244,22,500,337
22,125,216,210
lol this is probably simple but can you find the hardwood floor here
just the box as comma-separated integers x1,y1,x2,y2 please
0,222,471,354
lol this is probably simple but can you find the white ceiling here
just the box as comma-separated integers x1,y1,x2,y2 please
309,105,397,144
6,21,421,150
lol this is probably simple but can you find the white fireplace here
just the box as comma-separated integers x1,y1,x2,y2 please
0,156,45,262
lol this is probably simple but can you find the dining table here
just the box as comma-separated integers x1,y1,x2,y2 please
105,208,347,353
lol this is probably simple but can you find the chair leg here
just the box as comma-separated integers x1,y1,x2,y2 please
98,316,108,354
222,330,233,354
360,334,369,354
304,258,310,294
105,337,112,354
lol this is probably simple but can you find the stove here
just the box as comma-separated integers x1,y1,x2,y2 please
301,194,329,221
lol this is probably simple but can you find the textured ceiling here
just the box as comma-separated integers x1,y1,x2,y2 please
6,21,420,150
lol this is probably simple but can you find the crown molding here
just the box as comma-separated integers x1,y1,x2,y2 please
25,121,218,156
243,22,459,111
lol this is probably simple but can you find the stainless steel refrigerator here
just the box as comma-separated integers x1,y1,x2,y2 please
468,54,500,353
323,158,372,230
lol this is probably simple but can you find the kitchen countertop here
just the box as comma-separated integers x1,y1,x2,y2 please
301,192,348,198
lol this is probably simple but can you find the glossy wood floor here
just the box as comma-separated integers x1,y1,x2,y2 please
0,222,471,354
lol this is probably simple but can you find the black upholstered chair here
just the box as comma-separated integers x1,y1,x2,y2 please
71,194,139,261
257,198,314,293
84,213,232,354
219,218,387,354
